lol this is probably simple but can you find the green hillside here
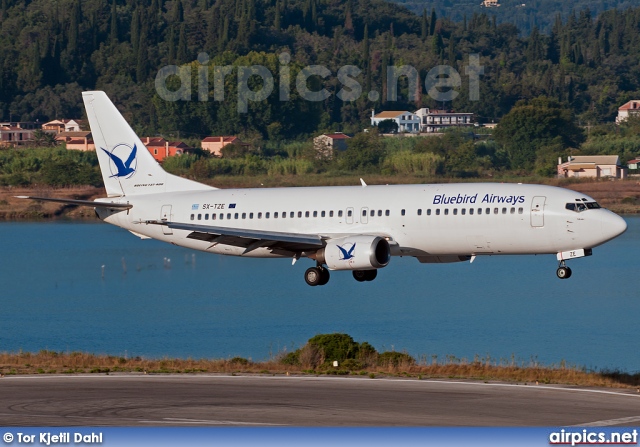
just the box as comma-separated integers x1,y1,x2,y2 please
393,0,637,35
0,0,639,142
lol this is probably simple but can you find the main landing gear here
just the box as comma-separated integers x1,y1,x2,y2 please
352,270,377,282
305,265,330,286
304,265,379,286
556,261,572,279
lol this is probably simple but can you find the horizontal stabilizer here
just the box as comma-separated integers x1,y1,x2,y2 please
15,196,132,209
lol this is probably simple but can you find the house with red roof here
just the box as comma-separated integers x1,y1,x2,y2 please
56,131,95,151
141,137,189,162
313,132,351,159
201,136,245,157
616,100,640,124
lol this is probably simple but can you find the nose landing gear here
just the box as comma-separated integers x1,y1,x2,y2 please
556,261,572,279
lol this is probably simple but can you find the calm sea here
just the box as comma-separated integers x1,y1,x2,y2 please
0,217,638,372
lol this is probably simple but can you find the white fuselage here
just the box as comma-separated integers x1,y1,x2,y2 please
98,183,626,262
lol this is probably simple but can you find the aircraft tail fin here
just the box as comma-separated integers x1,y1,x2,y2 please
82,91,215,197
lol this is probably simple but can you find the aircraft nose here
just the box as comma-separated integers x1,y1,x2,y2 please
601,211,627,241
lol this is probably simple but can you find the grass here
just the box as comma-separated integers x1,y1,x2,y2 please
1,350,639,389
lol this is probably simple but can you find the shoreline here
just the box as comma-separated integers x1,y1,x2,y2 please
2,178,640,220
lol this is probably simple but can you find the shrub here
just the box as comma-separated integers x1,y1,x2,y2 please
307,333,360,363
229,357,250,365
377,351,416,367
280,351,301,366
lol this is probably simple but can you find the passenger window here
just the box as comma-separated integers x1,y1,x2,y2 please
347,210,352,217
330,211,334,217
282,212,286,218
305,211,310,218
518,208,523,214
190,214,194,220
258,212,262,219
453,209,458,215
298,211,302,218
444,209,449,215
502,208,507,214
274,212,278,218
234,213,239,219
401,209,406,216
417,209,422,216
477,208,482,215
436,209,440,215
290,212,294,218
265,212,269,218
242,213,246,219
510,208,515,214
219,214,223,220
385,210,390,216
205,214,209,220
427,209,431,216
486,208,491,214
227,213,231,219
212,214,217,220
469,208,474,215
461,209,466,215
198,214,202,220
250,213,253,219
493,208,498,214
378,210,382,217
338,210,343,217
321,211,326,217
370,210,375,217
313,211,318,217
362,209,366,217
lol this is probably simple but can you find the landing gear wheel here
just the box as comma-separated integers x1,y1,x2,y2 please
353,270,378,282
556,266,572,279
305,267,322,286
353,270,368,282
318,267,330,285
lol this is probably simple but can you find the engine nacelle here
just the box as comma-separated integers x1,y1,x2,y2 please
315,235,391,271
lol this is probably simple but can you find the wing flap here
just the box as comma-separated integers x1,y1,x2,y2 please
145,221,324,253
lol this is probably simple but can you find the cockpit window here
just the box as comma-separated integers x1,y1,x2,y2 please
566,201,601,212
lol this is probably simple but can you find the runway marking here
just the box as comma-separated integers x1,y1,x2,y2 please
153,418,284,426
573,416,640,427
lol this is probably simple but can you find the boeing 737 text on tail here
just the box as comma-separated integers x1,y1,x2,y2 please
19,92,628,286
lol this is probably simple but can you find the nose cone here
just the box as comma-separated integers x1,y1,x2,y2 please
601,211,627,242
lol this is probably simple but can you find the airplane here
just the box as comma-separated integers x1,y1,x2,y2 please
19,91,628,286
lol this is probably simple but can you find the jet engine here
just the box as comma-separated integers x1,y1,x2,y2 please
314,235,391,270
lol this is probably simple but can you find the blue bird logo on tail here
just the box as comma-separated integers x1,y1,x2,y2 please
338,243,356,261
101,144,137,178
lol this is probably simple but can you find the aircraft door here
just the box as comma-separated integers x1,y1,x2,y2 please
161,205,173,235
346,207,354,224
361,207,369,224
530,196,546,227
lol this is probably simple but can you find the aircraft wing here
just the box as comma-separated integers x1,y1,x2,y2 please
16,196,132,209
148,221,324,254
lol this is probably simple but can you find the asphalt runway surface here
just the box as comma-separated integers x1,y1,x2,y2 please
1,374,640,426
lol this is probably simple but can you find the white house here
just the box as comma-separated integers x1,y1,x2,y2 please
616,100,640,124
414,108,475,133
371,110,420,133
42,119,86,134
557,156,627,179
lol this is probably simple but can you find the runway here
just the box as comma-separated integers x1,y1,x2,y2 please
1,374,640,426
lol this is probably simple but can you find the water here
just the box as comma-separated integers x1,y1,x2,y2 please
0,217,639,372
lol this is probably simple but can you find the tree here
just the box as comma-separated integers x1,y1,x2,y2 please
493,97,585,171
376,119,398,134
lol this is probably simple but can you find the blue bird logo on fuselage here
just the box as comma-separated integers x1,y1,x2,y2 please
101,144,137,178
338,243,356,261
